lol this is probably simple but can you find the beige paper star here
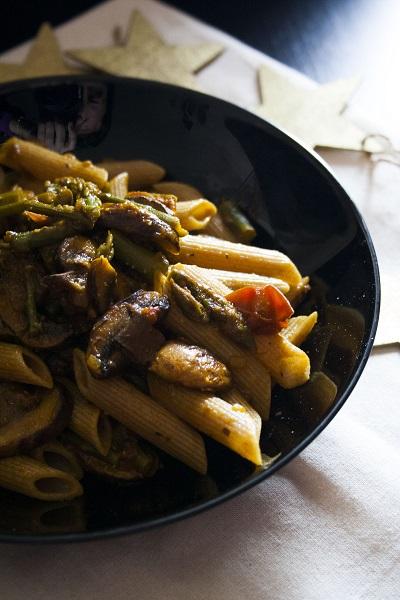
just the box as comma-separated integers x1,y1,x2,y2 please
0,23,81,83
68,10,223,89
256,64,378,152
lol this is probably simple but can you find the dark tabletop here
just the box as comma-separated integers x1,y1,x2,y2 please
1,0,397,81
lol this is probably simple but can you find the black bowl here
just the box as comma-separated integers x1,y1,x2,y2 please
0,75,379,542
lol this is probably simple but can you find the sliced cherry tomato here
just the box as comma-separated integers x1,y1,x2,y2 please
226,285,294,334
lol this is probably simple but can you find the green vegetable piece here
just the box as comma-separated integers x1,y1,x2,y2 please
0,189,24,206
24,265,41,335
219,200,256,243
96,230,114,261
112,229,168,282
5,221,81,252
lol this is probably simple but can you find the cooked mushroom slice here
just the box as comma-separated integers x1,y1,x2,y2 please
65,424,159,480
57,235,97,271
86,290,169,378
126,191,177,213
150,340,231,391
0,251,72,348
42,271,89,314
99,202,180,254
0,384,71,457
20,320,73,349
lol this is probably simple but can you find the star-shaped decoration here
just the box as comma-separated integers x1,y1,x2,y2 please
68,10,224,90
255,64,380,152
0,23,81,84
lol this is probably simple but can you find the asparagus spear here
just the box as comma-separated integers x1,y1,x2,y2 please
219,200,256,243
112,230,168,282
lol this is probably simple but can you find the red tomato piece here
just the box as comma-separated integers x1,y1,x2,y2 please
226,285,294,334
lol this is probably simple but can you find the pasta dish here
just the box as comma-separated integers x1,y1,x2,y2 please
0,137,317,502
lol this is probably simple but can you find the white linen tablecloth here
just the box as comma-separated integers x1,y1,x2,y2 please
1,2,399,599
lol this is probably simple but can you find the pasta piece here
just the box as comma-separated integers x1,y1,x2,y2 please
31,441,84,480
203,213,237,242
175,199,217,231
108,171,129,198
165,295,271,419
221,388,262,438
282,312,318,347
61,378,112,456
176,235,302,285
0,137,107,187
0,456,83,501
153,181,202,201
97,159,165,187
198,267,290,294
148,374,262,465
0,342,53,388
73,349,207,474
255,333,311,389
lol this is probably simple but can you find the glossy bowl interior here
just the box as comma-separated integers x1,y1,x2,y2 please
0,75,379,542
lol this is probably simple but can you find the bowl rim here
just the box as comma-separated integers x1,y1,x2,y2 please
0,74,380,544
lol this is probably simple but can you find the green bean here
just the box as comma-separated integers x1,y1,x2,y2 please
0,198,95,227
96,230,114,260
5,221,80,252
112,229,168,281
0,189,24,206
24,265,41,334
219,200,256,243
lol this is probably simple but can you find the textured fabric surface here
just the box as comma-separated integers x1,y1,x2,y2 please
1,1,399,598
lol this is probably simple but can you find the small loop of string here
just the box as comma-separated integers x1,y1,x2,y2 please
362,133,400,166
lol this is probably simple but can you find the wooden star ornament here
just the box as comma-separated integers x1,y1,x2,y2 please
68,10,224,89
0,23,81,83
256,64,380,152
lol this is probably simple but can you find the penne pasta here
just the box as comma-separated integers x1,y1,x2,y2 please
61,378,112,456
255,333,311,389
108,171,129,198
196,266,290,294
176,235,302,285
73,349,207,474
148,374,262,465
175,199,217,231
203,213,237,242
97,159,165,187
0,456,83,501
0,342,53,388
165,294,271,419
221,388,262,439
0,139,318,501
152,181,202,201
282,312,318,347
0,137,108,187
31,441,84,480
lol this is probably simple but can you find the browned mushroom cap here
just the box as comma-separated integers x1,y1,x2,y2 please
42,271,89,314
0,251,72,348
149,340,231,390
57,236,97,271
126,191,177,213
86,290,169,378
64,423,159,480
0,384,71,457
99,202,179,254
